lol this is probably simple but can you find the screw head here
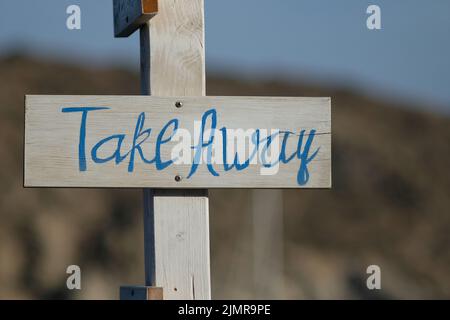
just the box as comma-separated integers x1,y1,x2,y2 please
175,101,183,108
175,175,182,182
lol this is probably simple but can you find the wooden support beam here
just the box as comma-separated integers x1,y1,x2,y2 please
120,286,163,300
252,190,285,298
112,0,211,300
112,0,210,300
140,0,210,299
113,0,158,37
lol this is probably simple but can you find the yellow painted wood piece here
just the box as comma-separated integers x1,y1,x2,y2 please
142,0,158,14
120,286,163,300
113,0,158,37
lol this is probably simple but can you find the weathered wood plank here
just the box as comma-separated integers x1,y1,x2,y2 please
141,0,210,300
113,0,158,37
24,95,331,189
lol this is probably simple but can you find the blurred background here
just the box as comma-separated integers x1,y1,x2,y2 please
0,0,449,299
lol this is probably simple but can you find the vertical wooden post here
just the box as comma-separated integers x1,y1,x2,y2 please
140,0,211,300
252,190,285,298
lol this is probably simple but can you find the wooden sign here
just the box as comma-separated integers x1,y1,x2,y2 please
113,0,158,37
24,95,331,188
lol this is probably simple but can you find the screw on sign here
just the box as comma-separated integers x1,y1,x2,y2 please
23,0,332,299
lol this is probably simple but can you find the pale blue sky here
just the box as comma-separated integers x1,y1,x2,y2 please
0,0,449,114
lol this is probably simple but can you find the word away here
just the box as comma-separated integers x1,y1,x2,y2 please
61,106,320,186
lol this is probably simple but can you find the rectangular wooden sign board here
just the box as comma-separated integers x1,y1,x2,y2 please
24,95,331,188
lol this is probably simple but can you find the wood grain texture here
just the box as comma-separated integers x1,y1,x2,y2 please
148,0,205,97
141,0,210,300
113,0,158,37
24,95,331,188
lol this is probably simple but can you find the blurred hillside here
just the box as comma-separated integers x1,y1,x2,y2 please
0,55,449,299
